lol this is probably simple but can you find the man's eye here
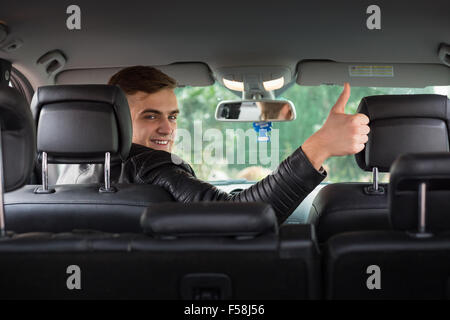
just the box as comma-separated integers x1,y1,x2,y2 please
145,115,156,120
169,116,177,121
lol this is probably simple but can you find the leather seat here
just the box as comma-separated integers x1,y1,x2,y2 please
325,152,450,299
310,94,450,242
0,85,36,237
0,86,35,193
4,85,174,233
0,202,321,299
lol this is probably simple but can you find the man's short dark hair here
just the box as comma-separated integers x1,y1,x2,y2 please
108,66,177,95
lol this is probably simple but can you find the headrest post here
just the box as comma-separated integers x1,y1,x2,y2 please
418,182,427,234
34,152,55,194
364,166,384,195
372,167,379,191
41,152,49,192
105,152,111,190
0,127,6,237
99,152,116,193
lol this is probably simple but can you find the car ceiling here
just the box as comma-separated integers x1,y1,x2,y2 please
1,0,449,88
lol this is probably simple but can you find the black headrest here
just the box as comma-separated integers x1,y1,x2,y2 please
0,86,36,191
389,152,450,233
31,85,132,164
141,202,278,238
355,94,450,172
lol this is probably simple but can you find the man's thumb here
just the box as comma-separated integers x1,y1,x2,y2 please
331,82,351,114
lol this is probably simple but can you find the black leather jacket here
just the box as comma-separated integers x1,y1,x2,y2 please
115,143,327,224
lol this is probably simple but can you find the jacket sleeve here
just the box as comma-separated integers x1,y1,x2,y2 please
132,146,327,224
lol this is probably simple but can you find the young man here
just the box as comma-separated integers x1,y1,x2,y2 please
58,66,370,224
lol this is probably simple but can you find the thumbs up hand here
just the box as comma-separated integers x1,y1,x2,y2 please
302,83,370,171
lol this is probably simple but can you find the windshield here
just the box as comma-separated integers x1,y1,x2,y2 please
174,84,449,183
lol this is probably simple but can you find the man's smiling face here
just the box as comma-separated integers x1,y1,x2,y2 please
127,88,179,152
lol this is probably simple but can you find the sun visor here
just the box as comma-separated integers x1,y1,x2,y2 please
55,63,214,87
0,59,12,87
297,61,450,88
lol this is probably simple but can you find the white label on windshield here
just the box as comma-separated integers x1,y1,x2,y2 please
349,65,394,77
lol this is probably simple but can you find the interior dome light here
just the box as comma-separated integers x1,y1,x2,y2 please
223,78,244,91
263,77,284,91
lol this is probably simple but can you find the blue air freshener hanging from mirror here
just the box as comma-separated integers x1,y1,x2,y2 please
253,122,272,142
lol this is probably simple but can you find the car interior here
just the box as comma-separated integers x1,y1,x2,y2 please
0,0,449,300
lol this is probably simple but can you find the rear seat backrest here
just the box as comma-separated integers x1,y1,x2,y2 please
311,94,450,242
0,202,321,299
5,85,174,233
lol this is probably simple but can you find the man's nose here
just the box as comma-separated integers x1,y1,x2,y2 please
157,118,172,136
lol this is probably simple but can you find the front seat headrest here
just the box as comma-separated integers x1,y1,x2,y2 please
31,85,132,164
355,94,450,172
0,86,36,191
389,152,450,233
141,202,278,238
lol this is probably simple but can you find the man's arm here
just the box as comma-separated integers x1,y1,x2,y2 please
132,146,326,224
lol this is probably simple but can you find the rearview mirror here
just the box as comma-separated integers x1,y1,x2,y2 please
215,100,296,122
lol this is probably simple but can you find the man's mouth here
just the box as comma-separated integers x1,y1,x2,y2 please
150,139,170,146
